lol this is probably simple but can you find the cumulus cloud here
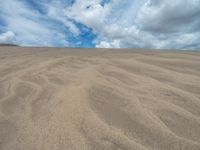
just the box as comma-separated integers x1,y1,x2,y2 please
96,40,120,48
135,0,200,49
137,0,200,33
0,31,15,43
64,0,200,50
65,0,111,33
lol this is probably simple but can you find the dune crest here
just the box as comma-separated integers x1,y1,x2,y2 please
0,47,200,150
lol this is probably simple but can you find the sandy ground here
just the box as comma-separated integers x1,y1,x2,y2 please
0,46,200,150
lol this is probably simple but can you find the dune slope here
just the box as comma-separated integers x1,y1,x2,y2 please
0,47,200,150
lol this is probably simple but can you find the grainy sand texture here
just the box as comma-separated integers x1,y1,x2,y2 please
0,46,200,150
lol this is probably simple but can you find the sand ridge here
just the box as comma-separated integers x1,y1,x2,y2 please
0,46,200,150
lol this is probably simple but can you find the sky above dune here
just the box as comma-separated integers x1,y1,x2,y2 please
0,0,200,49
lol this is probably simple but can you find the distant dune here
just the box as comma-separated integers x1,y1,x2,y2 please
0,46,200,150
0,43,19,47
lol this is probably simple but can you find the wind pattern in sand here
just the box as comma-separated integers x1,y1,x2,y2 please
0,47,200,150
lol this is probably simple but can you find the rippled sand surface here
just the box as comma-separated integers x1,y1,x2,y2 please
0,46,200,150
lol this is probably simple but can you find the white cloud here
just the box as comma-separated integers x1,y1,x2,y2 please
0,31,15,43
65,0,140,47
64,0,200,49
65,0,111,33
0,0,69,47
96,39,120,48
46,2,80,36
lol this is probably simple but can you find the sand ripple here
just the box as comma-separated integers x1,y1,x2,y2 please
0,47,200,150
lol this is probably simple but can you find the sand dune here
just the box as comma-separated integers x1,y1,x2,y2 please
0,46,200,150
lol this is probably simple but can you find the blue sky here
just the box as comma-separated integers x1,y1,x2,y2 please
0,0,200,50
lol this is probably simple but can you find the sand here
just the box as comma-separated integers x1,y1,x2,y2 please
0,46,200,150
